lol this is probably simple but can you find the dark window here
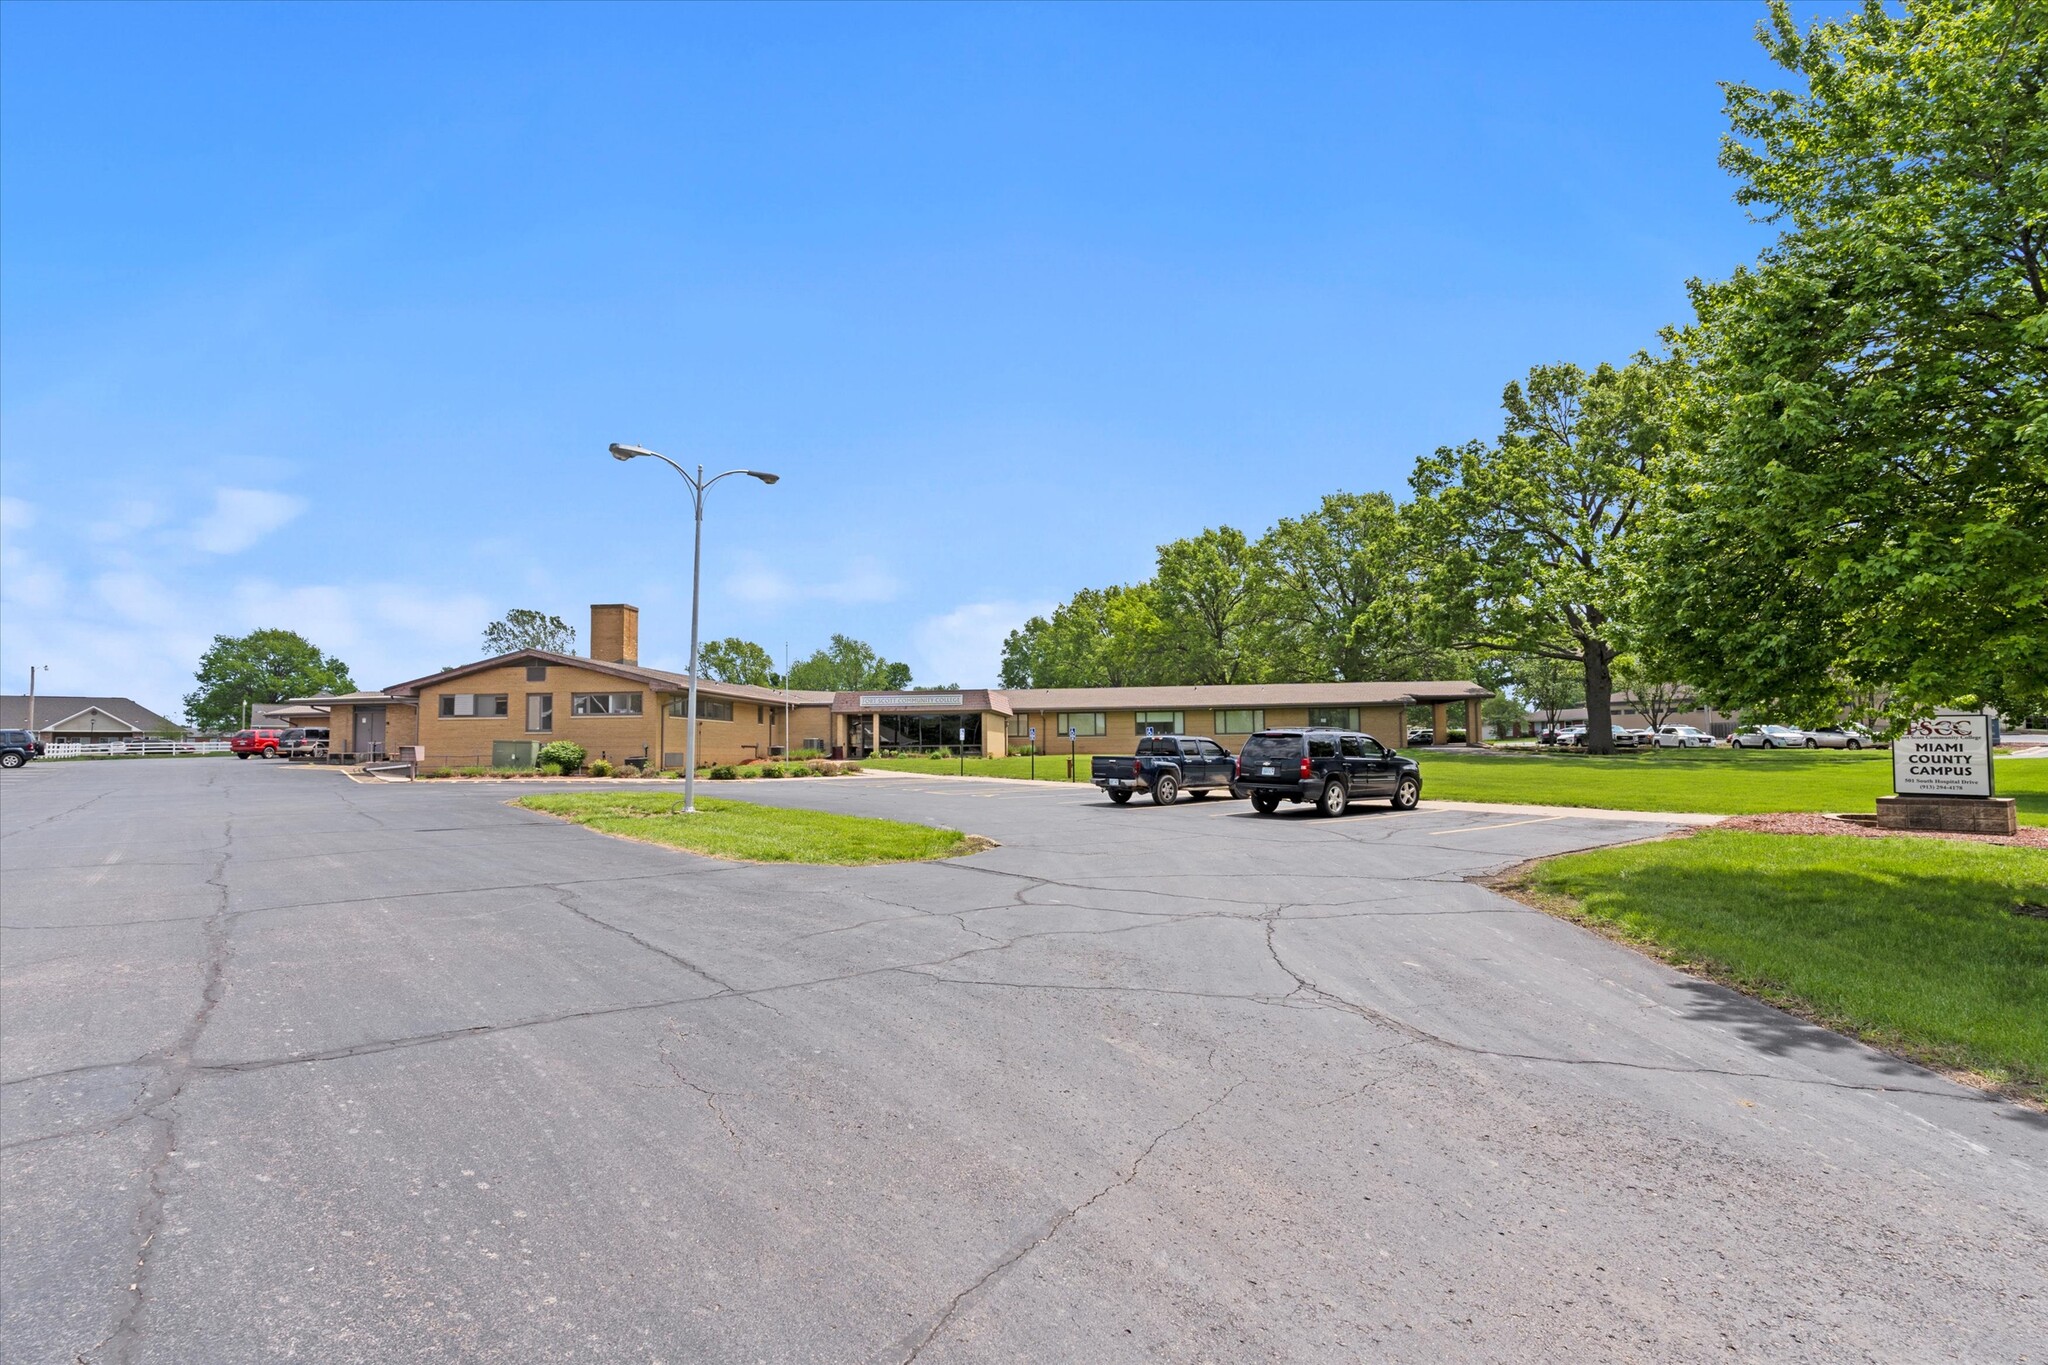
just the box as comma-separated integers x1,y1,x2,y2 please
574,692,644,716
1308,735,1339,758
1308,707,1360,730
439,694,509,718
1200,740,1230,758
526,664,548,682
1239,733,1303,767
666,697,732,721
1341,735,1380,758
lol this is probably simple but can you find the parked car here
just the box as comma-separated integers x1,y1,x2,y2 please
1728,725,1807,749
280,726,330,759
1235,728,1421,816
0,728,45,768
1091,735,1240,806
1652,724,1713,748
1801,725,1880,750
1407,727,1435,745
229,728,286,759
1564,725,1642,750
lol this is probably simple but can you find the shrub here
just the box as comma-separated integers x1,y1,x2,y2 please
929,747,951,760
659,769,682,779
844,763,863,773
588,759,613,777
760,764,786,778
537,740,586,773
539,762,564,776
709,765,738,780
457,766,489,777
791,747,825,760
421,767,453,779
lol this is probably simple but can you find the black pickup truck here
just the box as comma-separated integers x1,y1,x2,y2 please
1091,735,1241,805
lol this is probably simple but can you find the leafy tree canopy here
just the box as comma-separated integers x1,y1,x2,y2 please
1637,0,2048,719
1408,357,1677,751
787,634,913,692
698,637,779,688
482,609,576,655
184,630,355,733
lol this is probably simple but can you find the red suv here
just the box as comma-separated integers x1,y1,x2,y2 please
230,728,285,758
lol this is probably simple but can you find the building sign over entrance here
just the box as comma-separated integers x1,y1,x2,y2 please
859,693,964,709
1893,710,1995,798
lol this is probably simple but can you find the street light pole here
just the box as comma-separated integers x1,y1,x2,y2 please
610,443,779,813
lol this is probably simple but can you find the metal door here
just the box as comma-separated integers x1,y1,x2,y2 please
1342,734,1394,793
353,706,387,758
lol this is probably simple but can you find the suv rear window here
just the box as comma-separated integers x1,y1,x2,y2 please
1239,733,1302,766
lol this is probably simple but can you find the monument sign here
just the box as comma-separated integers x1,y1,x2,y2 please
1892,709,1995,799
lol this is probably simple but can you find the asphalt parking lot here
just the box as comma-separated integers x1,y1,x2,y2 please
3,759,2043,1363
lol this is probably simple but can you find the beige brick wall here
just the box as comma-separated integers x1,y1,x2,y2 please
993,704,1406,755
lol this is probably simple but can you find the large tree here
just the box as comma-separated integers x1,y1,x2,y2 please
482,609,576,655
698,637,778,687
1150,526,1264,685
1000,585,1169,688
1409,358,1676,752
184,630,355,733
787,634,912,692
1254,492,1440,681
1638,0,2047,719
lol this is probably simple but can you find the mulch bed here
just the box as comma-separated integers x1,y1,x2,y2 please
1718,811,2048,848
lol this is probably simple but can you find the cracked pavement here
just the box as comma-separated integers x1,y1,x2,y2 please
2,760,2043,1363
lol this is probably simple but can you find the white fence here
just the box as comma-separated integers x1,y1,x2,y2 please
42,740,232,759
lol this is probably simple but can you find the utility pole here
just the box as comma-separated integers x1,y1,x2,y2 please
27,665,44,737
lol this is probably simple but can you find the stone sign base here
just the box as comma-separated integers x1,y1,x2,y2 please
1874,795,2018,836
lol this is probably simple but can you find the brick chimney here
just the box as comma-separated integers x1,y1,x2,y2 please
590,604,639,666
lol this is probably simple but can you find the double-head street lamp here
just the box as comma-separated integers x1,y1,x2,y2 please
609,443,779,813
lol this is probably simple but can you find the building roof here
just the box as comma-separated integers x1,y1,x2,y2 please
290,692,418,706
382,651,837,707
0,694,177,733
997,680,1491,710
829,689,1012,715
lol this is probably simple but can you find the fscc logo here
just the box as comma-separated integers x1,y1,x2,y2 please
1907,718,1980,738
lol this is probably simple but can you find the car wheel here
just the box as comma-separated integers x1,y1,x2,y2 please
0,752,22,769
1187,788,1209,800
1316,779,1348,817
1390,775,1420,811
236,752,249,759
1847,739,1861,750
1805,738,1818,749
1152,775,1178,806
1251,792,1280,814
1108,790,1132,805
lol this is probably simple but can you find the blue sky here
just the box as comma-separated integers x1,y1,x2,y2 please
2,2,1804,716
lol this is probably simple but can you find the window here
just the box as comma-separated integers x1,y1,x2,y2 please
1131,710,1183,737
526,694,553,733
1308,734,1339,758
525,664,548,682
1215,709,1265,734
664,697,730,721
1308,707,1359,730
1056,712,1106,738
1005,712,1032,737
572,692,644,716
439,693,509,718
1341,735,1382,758
1199,739,1230,758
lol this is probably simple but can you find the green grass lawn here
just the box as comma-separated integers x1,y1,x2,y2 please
1508,831,2048,1101
857,746,2048,822
515,792,985,865
1417,747,2048,822
857,753,1101,782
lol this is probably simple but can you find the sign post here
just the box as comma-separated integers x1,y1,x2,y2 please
1881,709,2014,834
1069,726,1077,782
959,726,966,777
1029,726,1036,781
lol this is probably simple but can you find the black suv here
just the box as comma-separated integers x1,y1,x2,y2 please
0,729,45,769
1235,728,1421,816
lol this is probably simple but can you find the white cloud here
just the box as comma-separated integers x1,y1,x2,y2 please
725,553,901,607
191,488,308,555
911,599,1051,689
0,496,35,533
